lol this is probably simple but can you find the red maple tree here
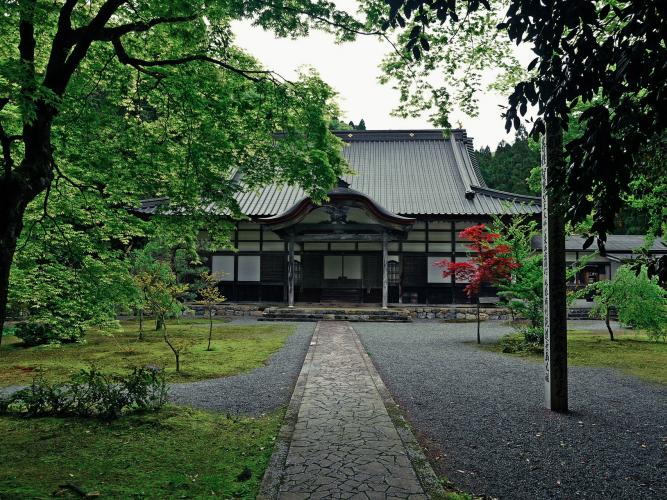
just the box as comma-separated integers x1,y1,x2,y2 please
435,224,518,343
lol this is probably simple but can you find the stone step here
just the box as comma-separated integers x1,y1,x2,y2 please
259,317,411,322
260,307,412,322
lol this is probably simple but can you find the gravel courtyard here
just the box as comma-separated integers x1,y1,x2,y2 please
170,321,314,415
355,321,667,500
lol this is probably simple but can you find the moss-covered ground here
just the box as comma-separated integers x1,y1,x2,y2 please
485,328,666,385
0,319,295,387
0,406,282,498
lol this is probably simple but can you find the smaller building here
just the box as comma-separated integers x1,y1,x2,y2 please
561,235,666,287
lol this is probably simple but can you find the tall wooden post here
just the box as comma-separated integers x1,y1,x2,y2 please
382,232,388,309
287,234,295,308
541,120,568,413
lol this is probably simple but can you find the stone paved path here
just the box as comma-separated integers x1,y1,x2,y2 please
276,321,426,499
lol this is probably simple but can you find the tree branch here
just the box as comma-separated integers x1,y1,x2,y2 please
0,123,22,177
111,37,279,83
44,0,128,95
84,14,198,41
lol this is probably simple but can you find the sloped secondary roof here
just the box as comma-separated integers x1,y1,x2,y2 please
236,129,540,217
563,235,667,253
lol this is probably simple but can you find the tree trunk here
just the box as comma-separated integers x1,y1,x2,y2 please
155,316,164,331
605,308,615,341
138,309,144,340
161,320,180,372
476,299,481,344
207,309,213,351
0,185,30,350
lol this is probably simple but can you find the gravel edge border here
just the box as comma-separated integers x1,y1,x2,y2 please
350,324,447,500
257,321,321,499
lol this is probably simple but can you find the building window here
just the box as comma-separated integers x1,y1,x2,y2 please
262,241,285,251
403,242,426,252
262,229,282,241
237,242,260,251
429,243,452,252
427,256,451,283
238,256,260,281
211,255,234,281
428,231,452,241
388,258,400,285
330,242,356,251
407,231,426,241
303,242,328,251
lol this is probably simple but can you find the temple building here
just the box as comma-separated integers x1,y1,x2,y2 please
203,129,541,307
138,129,667,307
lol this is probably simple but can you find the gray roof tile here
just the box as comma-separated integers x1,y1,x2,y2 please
237,130,540,217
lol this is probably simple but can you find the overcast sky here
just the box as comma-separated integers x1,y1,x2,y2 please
232,4,532,151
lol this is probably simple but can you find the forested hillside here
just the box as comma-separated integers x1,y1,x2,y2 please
477,130,539,196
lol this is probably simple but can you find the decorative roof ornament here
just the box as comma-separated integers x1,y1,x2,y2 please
324,204,349,224
336,178,351,189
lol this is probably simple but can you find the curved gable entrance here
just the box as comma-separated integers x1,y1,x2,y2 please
258,180,416,308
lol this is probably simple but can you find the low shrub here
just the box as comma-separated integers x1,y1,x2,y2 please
500,327,544,354
522,326,544,344
0,366,168,421
13,317,84,346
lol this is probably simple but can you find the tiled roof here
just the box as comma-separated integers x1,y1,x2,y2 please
236,129,541,217
563,235,667,253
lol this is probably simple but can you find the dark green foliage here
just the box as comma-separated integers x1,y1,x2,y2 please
382,0,666,245
584,266,666,342
500,328,543,354
0,367,167,421
0,1,352,344
14,317,84,346
329,117,367,131
477,130,540,195
522,326,544,345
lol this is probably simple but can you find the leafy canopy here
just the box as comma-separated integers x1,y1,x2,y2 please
586,266,667,342
1,0,364,337
377,0,667,242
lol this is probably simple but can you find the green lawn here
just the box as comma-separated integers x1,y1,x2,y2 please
0,406,281,498
487,328,667,385
0,319,295,387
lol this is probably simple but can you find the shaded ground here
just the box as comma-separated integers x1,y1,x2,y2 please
0,321,314,498
170,322,314,415
485,326,667,385
0,406,280,498
355,321,667,500
0,320,294,387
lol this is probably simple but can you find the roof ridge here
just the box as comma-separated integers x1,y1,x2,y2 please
332,129,469,142
472,185,541,204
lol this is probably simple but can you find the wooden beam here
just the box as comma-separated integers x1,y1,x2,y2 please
294,233,385,242
541,120,568,413
287,234,295,308
382,232,388,309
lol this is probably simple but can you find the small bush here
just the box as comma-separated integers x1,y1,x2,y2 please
500,328,544,354
0,366,168,421
522,326,544,344
13,318,84,346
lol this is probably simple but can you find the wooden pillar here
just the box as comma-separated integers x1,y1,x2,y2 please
382,232,388,309
541,120,568,413
287,234,295,308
